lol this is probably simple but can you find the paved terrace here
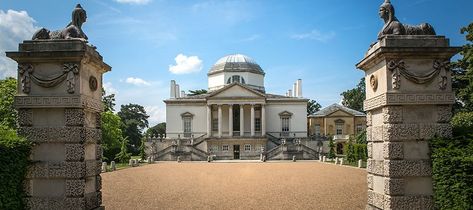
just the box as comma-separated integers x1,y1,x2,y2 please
102,161,367,210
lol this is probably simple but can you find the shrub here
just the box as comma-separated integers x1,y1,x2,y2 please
0,126,31,209
430,136,473,209
451,112,473,136
328,138,336,159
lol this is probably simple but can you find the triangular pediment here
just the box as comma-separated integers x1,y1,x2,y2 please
329,110,352,117
207,83,265,99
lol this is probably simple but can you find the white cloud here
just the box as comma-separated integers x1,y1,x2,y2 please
291,29,335,42
241,34,261,42
103,82,118,94
114,0,151,5
125,77,151,86
0,10,38,79
168,54,203,74
144,105,166,125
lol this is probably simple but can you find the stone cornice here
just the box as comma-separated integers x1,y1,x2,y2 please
364,92,455,111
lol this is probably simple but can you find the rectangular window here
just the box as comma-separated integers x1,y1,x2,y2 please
183,117,192,137
244,144,251,151
212,119,218,131
356,124,363,134
222,145,229,151
255,118,261,131
315,124,321,136
336,123,343,135
281,117,290,136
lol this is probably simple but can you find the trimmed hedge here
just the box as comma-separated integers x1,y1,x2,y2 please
430,136,473,209
0,127,31,210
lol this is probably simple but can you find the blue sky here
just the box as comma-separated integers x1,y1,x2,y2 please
0,0,471,125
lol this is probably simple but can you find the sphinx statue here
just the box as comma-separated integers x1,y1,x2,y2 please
32,4,88,41
378,0,436,39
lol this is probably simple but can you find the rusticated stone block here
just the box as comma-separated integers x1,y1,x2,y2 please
419,124,437,140
367,160,384,176
18,108,33,126
367,174,374,190
95,145,102,160
383,142,403,159
65,198,86,210
48,161,66,178
367,111,372,126
384,195,434,210
85,191,101,209
384,160,431,177
86,160,101,177
383,106,403,124
65,144,84,161
436,105,452,123
65,108,85,126
66,162,86,178
27,162,47,178
384,178,404,195
85,128,102,144
366,204,382,210
436,123,452,138
96,175,102,191
25,197,48,210
27,161,68,178
371,126,384,142
95,112,102,129
383,124,419,141
66,179,85,197
366,126,372,142
367,143,373,158
18,127,86,143
23,179,32,197
367,190,385,209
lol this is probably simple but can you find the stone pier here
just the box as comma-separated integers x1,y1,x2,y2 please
357,35,459,209
7,40,110,209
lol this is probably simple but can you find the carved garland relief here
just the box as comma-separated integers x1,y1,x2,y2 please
387,59,449,90
17,63,80,94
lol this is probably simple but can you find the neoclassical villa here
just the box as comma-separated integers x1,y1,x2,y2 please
147,54,320,160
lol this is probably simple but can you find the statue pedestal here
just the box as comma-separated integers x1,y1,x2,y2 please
7,40,110,210
357,35,459,210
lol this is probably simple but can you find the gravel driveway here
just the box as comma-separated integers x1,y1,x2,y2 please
102,161,367,210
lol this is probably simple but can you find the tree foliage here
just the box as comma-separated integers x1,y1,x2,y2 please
101,111,123,162
147,122,166,137
188,89,208,96
452,22,473,112
0,78,17,129
340,78,366,112
139,138,147,160
0,126,31,209
328,137,336,159
115,137,131,163
307,99,321,115
118,104,149,154
102,88,116,112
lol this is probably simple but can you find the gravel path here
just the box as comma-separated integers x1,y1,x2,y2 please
102,161,367,210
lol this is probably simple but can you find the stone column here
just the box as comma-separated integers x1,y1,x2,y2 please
7,40,110,209
240,104,244,136
261,104,266,136
218,104,222,138
207,104,212,137
250,104,255,137
228,104,233,137
357,35,459,210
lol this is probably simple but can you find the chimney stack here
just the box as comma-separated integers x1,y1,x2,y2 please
288,89,292,97
170,80,176,98
181,91,186,98
175,84,180,98
293,83,297,97
297,79,302,98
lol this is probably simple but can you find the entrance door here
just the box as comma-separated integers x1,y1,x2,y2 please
233,145,240,159
233,104,240,135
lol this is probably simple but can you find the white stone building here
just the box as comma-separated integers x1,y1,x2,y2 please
154,54,310,160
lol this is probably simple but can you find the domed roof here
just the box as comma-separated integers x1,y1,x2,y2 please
208,54,265,76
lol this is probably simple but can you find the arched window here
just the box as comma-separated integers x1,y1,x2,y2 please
227,75,245,84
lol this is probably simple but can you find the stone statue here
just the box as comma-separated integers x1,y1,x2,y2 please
32,4,88,41
377,0,436,39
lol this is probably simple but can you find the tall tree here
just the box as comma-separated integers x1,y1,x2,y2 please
146,122,166,137
340,78,366,112
118,104,149,154
102,88,116,112
452,22,473,113
101,111,123,162
0,77,17,129
115,137,131,163
187,89,208,96
307,99,321,115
